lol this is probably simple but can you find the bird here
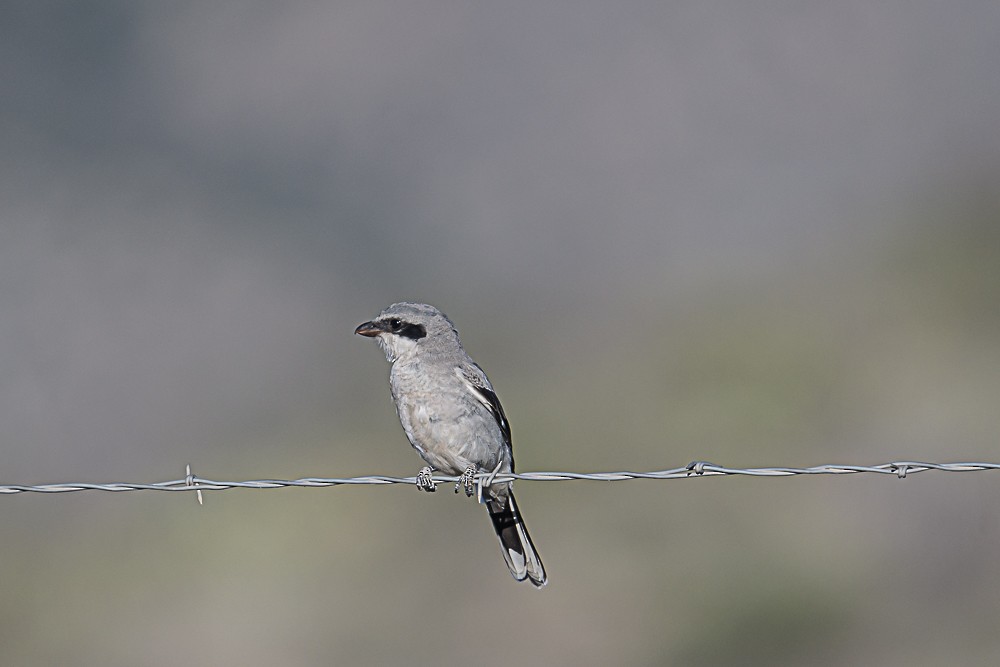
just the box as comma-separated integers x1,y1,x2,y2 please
355,302,547,587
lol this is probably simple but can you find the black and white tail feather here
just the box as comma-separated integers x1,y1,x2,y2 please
487,491,546,587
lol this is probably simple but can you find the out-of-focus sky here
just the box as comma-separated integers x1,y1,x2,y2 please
2,2,999,665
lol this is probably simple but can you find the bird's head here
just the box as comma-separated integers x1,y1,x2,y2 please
355,302,459,362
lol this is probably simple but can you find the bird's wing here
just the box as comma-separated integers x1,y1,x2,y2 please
456,364,513,455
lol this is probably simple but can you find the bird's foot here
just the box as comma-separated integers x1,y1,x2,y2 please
416,466,437,492
455,465,476,497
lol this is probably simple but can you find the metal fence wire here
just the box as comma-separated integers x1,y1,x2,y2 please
2,461,998,503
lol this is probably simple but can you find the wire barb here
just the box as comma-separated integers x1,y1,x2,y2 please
186,464,204,505
1,460,998,496
477,458,505,504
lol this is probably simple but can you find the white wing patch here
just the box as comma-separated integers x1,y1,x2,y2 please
455,366,511,446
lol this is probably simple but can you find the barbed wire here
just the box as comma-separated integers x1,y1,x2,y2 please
1,461,998,502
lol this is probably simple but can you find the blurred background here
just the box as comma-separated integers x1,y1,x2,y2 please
2,1,1000,664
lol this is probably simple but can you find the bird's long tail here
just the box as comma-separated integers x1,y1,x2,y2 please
487,490,547,587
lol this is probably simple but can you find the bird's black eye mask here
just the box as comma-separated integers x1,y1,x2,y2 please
383,318,427,340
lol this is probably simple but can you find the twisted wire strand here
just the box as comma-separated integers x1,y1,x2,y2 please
1,460,998,495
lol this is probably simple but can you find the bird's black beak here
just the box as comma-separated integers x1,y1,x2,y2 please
354,320,383,337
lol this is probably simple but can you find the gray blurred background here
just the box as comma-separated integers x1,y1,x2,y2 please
2,1,1000,664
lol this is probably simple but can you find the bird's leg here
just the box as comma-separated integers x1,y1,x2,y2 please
456,464,476,497
416,466,437,492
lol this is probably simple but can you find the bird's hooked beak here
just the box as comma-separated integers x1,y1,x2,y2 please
354,320,384,337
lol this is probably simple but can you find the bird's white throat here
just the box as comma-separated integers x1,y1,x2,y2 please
376,333,418,363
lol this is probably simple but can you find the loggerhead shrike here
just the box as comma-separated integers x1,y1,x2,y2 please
355,302,546,587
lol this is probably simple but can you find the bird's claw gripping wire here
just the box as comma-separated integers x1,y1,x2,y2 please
456,465,476,497
416,466,437,492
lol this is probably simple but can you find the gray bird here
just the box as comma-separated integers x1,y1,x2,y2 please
355,302,547,587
